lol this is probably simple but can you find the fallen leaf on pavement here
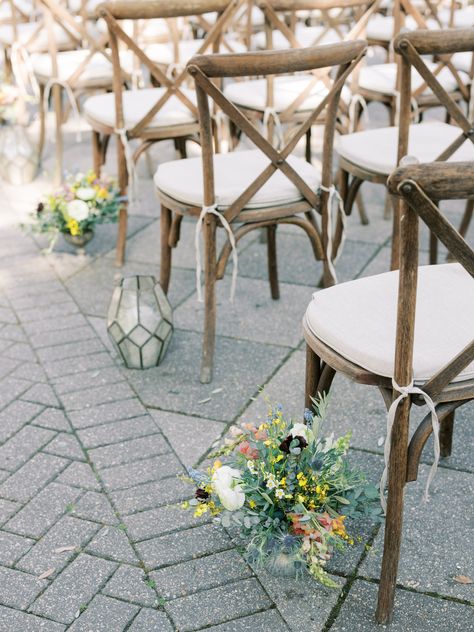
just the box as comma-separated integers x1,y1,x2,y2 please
38,568,55,580
453,575,473,584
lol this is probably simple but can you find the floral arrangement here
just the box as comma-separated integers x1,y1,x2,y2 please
24,170,124,251
182,398,381,587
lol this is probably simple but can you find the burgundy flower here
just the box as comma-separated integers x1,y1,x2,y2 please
36,202,44,215
279,434,308,454
195,488,209,500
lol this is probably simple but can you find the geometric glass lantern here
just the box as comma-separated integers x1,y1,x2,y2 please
107,275,173,369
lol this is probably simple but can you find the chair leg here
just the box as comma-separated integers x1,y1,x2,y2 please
267,225,279,300
429,230,438,265
439,410,454,458
160,205,172,294
92,131,102,176
305,344,321,410
356,192,369,225
305,127,312,163
115,207,128,268
200,215,217,384
52,83,63,186
376,398,410,624
38,83,46,164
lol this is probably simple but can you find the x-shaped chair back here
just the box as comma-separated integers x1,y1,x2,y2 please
187,40,366,244
98,0,246,141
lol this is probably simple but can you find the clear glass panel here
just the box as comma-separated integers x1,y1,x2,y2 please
155,320,172,342
140,336,162,368
154,283,173,324
128,324,151,347
119,339,141,369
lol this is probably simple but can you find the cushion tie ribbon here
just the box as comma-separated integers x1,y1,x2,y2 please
43,78,82,143
262,106,284,150
318,184,347,284
194,203,238,303
114,127,137,204
380,378,440,514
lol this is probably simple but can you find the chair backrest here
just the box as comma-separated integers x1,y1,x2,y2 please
186,40,366,241
97,0,245,139
387,161,474,403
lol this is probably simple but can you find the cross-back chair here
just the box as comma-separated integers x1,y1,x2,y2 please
154,40,367,383
304,160,474,624
224,0,378,158
84,0,243,267
337,27,474,256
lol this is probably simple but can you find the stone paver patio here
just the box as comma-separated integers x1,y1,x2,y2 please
0,111,472,631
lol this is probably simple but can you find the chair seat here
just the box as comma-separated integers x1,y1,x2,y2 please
223,74,351,113
366,15,439,42
358,62,468,97
96,17,172,43
154,149,321,210
0,20,98,49
252,25,341,50
146,37,245,67
336,122,474,175
438,6,474,27
31,50,133,87
305,263,474,383
83,87,198,131
452,51,472,74
0,0,32,20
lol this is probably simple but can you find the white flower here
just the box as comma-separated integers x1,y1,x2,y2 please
247,460,257,474
266,475,277,490
67,199,89,222
76,187,96,201
289,422,311,444
275,488,285,499
212,465,245,511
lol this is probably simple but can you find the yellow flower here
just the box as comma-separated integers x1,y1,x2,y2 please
66,219,80,236
96,187,109,199
248,500,256,509
275,455,284,463
194,503,208,518
213,460,222,471
264,440,272,446
279,477,286,487
298,476,308,488
87,171,96,184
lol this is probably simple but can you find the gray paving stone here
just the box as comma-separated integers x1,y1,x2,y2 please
0,605,66,632
166,578,272,632
331,579,474,631
255,568,343,632
61,382,136,412
89,433,169,470
103,565,158,607
29,326,96,350
0,453,69,503
52,365,124,396
5,482,81,538
0,323,27,342
0,425,56,471
68,399,146,430
0,399,43,442
149,410,225,466
86,525,138,564
127,330,289,422
37,338,105,363
0,565,44,609
111,477,192,515
77,415,158,449
44,433,86,461
359,465,474,601
0,498,20,525
0,305,17,324
22,383,61,407
100,453,183,491
0,357,21,380
151,549,252,600
30,554,117,624
68,594,139,632
43,351,114,380
136,523,231,570
72,491,119,525
0,376,32,410
16,300,79,324
16,515,100,575
3,342,37,361
11,362,48,382
128,608,174,632
57,461,102,491
205,610,289,632
0,530,34,565
33,408,71,431
123,504,210,542
13,290,76,312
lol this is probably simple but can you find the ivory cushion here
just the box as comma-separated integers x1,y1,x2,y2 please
146,38,245,67
336,122,474,175
252,25,341,50
224,74,351,112
358,62,468,97
0,20,98,49
305,263,474,383
154,149,321,209
83,87,198,130
452,51,472,74
31,50,133,86
366,15,439,42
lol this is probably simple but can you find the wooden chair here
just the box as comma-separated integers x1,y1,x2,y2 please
337,27,474,260
303,160,474,623
84,0,243,267
154,40,367,382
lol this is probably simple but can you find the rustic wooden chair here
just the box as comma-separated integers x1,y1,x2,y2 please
303,160,474,624
337,27,474,262
154,40,367,382
84,0,243,267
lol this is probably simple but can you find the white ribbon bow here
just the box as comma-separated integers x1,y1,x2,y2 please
319,184,347,284
262,107,284,150
10,42,40,99
114,127,137,205
348,93,369,133
380,378,440,514
194,203,238,303
43,78,83,143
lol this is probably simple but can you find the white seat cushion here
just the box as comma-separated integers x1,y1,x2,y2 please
0,20,98,49
305,263,474,383
366,15,439,42
224,74,351,112
452,51,472,74
439,6,474,27
0,0,32,19
31,50,133,86
336,122,474,175
154,149,320,209
252,25,341,50
358,62,469,97
146,37,245,66
83,87,197,130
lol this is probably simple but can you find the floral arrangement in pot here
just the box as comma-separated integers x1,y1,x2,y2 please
23,170,124,251
182,398,381,587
